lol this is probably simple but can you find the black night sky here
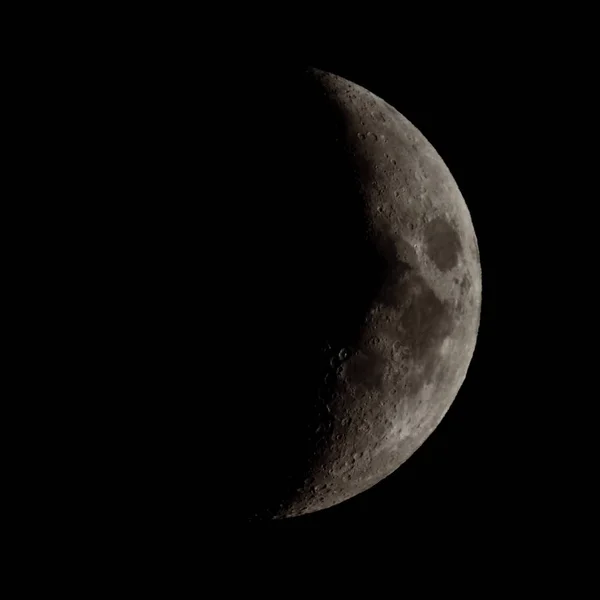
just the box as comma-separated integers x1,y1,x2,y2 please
65,27,592,553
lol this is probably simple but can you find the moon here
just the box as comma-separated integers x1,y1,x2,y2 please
225,67,482,520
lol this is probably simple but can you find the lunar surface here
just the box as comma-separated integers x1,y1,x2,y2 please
132,67,482,522
234,69,482,518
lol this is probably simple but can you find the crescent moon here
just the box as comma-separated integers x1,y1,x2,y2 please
252,68,483,519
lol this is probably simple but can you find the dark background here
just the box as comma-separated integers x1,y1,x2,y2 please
30,23,593,551
88,52,589,540
10,11,597,581
60,56,511,536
